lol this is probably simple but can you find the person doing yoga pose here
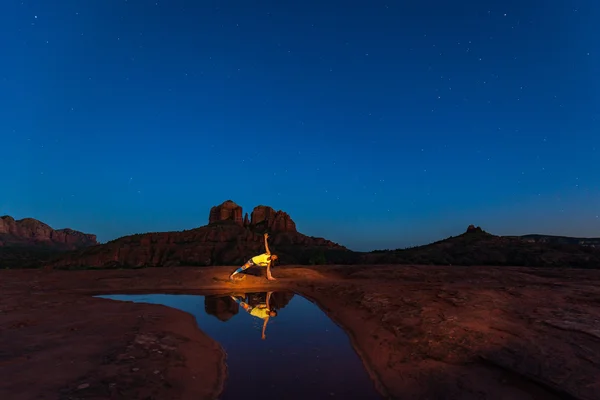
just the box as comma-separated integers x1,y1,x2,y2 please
229,233,278,281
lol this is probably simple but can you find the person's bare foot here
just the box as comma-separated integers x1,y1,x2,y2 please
267,277,277,281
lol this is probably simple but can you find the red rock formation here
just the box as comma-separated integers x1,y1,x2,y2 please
0,215,97,249
48,221,348,269
250,205,297,233
207,201,297,232
208,200,243,226
44,200,349,269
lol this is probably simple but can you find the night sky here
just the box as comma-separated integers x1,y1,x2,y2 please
2,0,599,251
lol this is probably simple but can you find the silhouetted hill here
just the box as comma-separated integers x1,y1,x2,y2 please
361,226,600,268
2,208,599,269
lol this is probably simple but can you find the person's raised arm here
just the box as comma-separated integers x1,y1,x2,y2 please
263,233,271,254
261,317,269,340
266,260,276,281
266,291,272,309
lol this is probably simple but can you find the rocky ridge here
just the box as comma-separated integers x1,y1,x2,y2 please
4,206,600,269
48,200,348,269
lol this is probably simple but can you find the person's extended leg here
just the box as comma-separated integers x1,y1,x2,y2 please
230,260,254,280
230,296,251,312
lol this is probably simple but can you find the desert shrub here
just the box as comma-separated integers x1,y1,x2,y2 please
308,250,327,265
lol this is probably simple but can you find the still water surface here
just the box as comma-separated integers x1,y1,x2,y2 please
98,292,381,399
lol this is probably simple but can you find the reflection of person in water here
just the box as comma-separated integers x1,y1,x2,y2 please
230,291,277,340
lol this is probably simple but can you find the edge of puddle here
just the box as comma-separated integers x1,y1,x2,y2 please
209,328,228,400
96,289,390,400
296,290,391,400
95,293,229,400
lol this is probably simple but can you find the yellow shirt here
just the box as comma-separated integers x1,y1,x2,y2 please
251,253,271,266
250,306,270,319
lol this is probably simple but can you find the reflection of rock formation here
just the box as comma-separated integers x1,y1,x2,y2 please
204,295,239,322
269,291,294,310
204,292,294,322
245,291,294,311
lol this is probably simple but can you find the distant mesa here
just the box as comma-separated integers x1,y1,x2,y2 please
209,200,297,233
0,215,97,249
0,215,98,268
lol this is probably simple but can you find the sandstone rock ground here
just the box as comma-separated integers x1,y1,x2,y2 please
1,265,599,399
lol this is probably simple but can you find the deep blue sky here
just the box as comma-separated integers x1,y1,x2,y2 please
2,0,599,251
